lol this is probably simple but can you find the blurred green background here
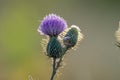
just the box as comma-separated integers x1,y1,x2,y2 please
0,0,120,80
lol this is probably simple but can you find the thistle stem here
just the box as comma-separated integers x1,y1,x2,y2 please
50,57,63,80
50,47,68,80
56,57,62,70
50,58,56,80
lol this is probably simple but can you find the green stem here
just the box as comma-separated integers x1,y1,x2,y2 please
50,58,56,80
50,47,68,80
56,57,62,70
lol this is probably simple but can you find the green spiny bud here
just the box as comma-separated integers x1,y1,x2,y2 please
47,37,62,58
63,25,79,48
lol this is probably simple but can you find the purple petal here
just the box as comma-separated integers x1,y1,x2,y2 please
38,14,67,37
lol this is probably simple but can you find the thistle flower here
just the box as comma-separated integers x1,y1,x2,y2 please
38,14,67,37
37,14,84,80
116,29,120,43
115,22,120,42
63,25,83,49
115,21,120,47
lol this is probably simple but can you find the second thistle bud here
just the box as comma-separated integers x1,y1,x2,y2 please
46,37,63,58
63,25,82,49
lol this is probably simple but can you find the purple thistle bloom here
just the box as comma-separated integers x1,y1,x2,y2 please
38,14,67,37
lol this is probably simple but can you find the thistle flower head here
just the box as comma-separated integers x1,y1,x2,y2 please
115,29,120,43
63,25,83,48
115,21,120,47
38,14,67,37
115,21,120,43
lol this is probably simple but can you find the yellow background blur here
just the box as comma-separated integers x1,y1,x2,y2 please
0,0,120,80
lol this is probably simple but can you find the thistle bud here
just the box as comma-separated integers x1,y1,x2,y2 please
63,25,83,48
46,37,62,58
